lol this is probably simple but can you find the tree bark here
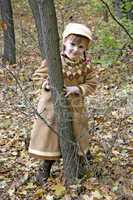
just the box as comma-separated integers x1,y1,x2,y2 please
35,0,79,185
28,0,46,59
0,0,16,64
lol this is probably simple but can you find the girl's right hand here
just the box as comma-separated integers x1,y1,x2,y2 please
42,79,50,91
64,86,80,97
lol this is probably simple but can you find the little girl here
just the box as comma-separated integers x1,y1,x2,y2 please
29,23,97,184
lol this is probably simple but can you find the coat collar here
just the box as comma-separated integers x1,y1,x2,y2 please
61,53,85,66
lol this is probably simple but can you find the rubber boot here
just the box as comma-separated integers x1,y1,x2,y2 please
86,149,93,161
36,160,54,184
78,150,93,178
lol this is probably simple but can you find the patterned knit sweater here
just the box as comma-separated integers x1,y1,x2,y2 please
32,54,97,96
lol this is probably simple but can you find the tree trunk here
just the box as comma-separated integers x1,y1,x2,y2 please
28,0,46,59
35,0,79,185
114,0,122,18
0,0,16,64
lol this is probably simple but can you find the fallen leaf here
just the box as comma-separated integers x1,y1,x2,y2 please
52,183,65,196
35,189,44,198
112,183,118,192
82,194,94,200
1,20,8,31
46,194,54,200
0,180,7,189
0,118,12,129
103,194,112,200
92,190,103,199
8,187,15,197
63,194,72,200
112,149,120,156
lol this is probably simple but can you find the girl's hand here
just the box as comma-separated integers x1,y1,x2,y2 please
64,86,80,97
42,79,50,91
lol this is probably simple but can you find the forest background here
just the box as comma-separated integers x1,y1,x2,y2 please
0,0,133,199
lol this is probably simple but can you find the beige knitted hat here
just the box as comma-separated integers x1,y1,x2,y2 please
63,23,92,41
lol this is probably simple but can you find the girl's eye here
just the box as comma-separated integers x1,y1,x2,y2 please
79,45,84,49
70,42,75,46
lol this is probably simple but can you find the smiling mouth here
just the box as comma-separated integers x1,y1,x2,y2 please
71,54,79,57
71,51,78,55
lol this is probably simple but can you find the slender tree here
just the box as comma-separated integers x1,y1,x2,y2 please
31,0,80,185
114,0,122,18
28,0,46,59
0,0,16,64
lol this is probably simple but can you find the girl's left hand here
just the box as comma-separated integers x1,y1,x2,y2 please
64,86,80,97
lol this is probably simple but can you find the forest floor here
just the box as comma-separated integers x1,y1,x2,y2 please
0,53,132,200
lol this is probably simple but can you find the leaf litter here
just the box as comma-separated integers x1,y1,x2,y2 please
0,1,133,199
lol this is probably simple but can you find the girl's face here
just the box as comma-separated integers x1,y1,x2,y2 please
63,34,89,61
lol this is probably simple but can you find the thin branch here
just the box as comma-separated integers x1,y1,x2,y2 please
0,63,77,146
100,0,133,41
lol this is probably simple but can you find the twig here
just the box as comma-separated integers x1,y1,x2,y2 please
100,0,133,41
0,63,76,146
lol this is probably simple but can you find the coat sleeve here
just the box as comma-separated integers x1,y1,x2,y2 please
78,64,97,96
32,59,48,88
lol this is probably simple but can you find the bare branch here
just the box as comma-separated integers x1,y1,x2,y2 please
100,0,133,41
0,63,77,146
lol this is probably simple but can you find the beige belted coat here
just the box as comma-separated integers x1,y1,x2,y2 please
29,55,97,160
